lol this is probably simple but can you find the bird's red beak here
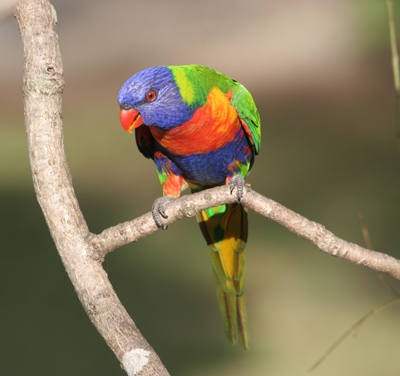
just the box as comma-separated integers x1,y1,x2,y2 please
120,108,144,133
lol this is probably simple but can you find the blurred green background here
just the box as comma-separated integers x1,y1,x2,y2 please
1,0,400,375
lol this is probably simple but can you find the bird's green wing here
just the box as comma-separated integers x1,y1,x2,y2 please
231,81,261,156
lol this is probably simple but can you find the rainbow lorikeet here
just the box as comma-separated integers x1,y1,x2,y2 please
118,65,261,350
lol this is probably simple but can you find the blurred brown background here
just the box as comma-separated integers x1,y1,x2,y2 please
1,1,400,375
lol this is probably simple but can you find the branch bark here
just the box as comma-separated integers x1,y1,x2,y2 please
14,1,170,375
13,0,400,375
90,184,400,281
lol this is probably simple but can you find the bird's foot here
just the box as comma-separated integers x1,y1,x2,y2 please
228,175,245,202
152,196,175,231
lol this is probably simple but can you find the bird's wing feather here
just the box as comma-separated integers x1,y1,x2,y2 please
231,82,261,155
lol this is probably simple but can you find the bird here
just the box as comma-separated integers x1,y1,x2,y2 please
118,65,261,349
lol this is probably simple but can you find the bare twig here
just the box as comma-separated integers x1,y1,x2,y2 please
378,272,400,297
387,0,400,147
308,214,400,371
308,298,400,372
358,212,373,251
387,0,400,94
359,213,400,296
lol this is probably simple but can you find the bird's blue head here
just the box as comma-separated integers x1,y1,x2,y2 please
118,66,193,131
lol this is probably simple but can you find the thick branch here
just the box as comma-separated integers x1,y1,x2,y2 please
14,1,169,375
91,185,400,281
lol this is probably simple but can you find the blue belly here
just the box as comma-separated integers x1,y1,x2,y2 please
155,127,253,187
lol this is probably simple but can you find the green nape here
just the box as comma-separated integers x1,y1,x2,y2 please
168,65,235,109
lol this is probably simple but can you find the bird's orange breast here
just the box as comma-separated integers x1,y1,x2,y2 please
149,87,240,156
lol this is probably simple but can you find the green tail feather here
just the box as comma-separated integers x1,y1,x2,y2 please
196,203,249,350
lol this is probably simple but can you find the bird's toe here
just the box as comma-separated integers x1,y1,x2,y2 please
152,196,175,230
228,175,245,202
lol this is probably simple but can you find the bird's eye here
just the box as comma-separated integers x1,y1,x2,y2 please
146,90,157,101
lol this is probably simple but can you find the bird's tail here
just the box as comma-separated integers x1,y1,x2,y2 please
196,203,249,350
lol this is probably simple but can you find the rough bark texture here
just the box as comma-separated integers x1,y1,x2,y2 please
91,185,400,281
13,0,400,375
14,1,170,375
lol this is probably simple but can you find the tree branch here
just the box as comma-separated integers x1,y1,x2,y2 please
90,184,400,281
13,0,400,374
14,1,169,375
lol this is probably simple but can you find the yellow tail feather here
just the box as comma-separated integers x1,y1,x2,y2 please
197,203,249,350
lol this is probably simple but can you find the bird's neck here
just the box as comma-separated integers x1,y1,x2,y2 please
149,87,240,156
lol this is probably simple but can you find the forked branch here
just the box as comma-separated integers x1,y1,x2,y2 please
14,0,400,375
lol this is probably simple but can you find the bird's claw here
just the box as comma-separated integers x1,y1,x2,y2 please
152,196,175,230
228,175,245,202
